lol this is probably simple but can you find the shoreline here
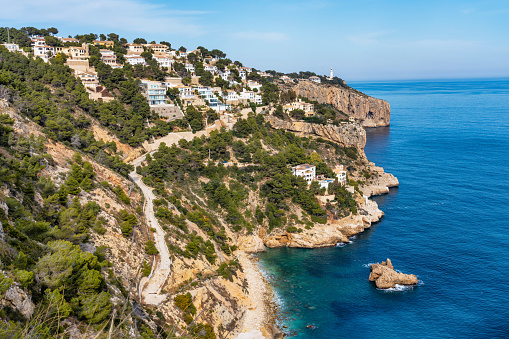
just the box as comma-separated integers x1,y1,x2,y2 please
237,171,398,337
235,252,282,339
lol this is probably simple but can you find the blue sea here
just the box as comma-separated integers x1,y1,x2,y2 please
257,79,509,338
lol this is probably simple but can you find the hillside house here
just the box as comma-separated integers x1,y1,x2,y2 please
284,99,315,117
204,64,218,74
93,40,114,48
140,80,168,105
1,43,19,52
218,69,231,81
75,70,99,88
239,90,262,104
125,54,146,66
333,165,347,186
58,37,79,44
247,81,262,91
309,76,321,83
31,36,46,47
292,164,316,184
175,85,194,98
225,90,239,102
153,55,173,68
126,43,144,54
33,45,55,61
178,51,188,58
68,43,90,60
185,63,195,73
317,177,335,190
143,43,169,53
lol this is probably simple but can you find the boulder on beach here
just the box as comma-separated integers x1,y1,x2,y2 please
369,259,418,289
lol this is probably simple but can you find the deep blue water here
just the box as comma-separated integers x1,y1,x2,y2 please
257,78,509,338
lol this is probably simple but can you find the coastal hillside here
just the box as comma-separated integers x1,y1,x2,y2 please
0,27,397,338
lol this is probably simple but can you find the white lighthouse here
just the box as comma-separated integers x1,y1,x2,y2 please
328,68,333,80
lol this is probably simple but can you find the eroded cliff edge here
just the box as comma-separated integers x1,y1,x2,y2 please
294,80,391,127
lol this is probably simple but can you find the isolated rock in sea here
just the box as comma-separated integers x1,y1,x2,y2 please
369,259,418,289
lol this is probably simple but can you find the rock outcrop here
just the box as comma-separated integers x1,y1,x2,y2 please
263,198,384,248
1,282,35,318
369,259,418,289
361,165,400,197
266,116,366,149
294,81,391,127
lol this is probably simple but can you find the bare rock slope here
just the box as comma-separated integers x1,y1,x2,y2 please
295,80,391,127
267,116,366,148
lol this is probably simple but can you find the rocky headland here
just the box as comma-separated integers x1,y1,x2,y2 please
369,259,418,289
294,80,391,127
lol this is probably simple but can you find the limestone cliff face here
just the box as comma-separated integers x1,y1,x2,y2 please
295,81,391,127
266,116,366,149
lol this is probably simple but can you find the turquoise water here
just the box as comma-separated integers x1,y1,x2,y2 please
258,79,509,338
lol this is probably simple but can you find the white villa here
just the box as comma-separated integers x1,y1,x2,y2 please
33,45,55,61
204,64,218,74
333,165,347,186
153,55,173,68
239,90,262,104
309,76,321,83
1,43,19,52
125,54,146,66
247,81,262,91
225,90,239,101
292,164,316,184
185,63,195,73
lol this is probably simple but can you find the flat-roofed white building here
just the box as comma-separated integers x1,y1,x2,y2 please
153,55,173,68
309,76,321,83
247,81,262,92
125,54,146,66
292,164,316,184
333,165,347,186
204,64,218,74
225,90,239,102
185,63,195,73
2,43,19,52
33,45,55,61
175,85,194,98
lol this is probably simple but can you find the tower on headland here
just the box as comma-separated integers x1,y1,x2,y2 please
328,68,333,80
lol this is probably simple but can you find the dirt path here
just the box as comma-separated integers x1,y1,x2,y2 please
130,154,171,305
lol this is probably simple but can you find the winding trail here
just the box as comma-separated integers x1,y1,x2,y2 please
130,153,171,305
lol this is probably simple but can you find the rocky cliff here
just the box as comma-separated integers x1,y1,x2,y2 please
294,81,391,127
266,116,366,149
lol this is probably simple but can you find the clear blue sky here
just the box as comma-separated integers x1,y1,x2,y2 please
1,0,508,81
